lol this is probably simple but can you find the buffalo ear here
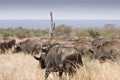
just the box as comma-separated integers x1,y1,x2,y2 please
34,56,40,60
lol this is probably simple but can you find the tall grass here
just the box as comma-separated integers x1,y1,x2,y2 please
0,53,120,80
0,53,43,80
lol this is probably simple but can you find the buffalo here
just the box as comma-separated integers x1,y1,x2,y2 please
0,42,7,53
34,42,83,79
89,39,120,62
6,39,16,50
92,37,109,49
12,39,41,55
0,39,16,53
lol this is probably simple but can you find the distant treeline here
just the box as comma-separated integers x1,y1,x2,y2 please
0,27,49,39
0,24,120,39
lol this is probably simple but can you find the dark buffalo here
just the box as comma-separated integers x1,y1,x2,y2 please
87,38,110,60
6,39,16,51
89,39,120,62
0,42,7,53
12,39,41,55
0,39,16,53
92,37,109,49
34,43,83,79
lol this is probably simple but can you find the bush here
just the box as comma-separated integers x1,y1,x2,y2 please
87,28,100,38
0,28,14,38
33,29,48,37
55,25,73,37
13,27,32,39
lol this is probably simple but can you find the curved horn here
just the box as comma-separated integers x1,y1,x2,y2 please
33,56,40,60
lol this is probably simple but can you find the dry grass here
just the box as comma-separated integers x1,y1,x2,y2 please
74,59,120,80
0,53,120,80
0,53,44,80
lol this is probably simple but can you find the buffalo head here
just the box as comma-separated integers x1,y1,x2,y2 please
12,43,22,53
34,54,46,69
41,42,51,53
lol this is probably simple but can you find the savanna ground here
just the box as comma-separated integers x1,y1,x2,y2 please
1,25,120,80
0,53,120,80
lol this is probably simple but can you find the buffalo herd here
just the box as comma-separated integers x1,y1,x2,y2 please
0,39,16,53
1,37,120,79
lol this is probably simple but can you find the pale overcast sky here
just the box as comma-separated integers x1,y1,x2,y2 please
0,0,120,20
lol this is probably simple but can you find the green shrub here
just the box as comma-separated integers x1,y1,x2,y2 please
0,28,14,38
87,28,100,38
33,29,48,37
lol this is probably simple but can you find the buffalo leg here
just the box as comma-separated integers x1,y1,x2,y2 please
59,71,63,79
45,70,50,80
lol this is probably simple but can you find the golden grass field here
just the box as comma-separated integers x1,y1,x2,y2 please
0,53,120,80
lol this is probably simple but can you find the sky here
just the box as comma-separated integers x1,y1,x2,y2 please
0,0,120,20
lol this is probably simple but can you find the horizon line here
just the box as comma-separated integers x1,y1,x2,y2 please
0,19,120,20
